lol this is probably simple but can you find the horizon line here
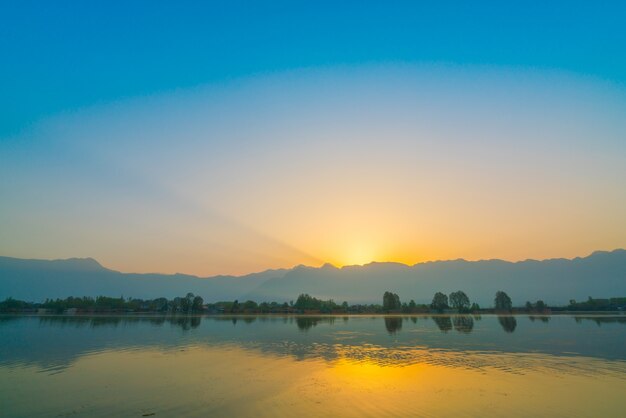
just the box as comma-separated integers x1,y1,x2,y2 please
1,248,624,279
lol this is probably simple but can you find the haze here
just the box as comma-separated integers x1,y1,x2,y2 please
1,3,626,276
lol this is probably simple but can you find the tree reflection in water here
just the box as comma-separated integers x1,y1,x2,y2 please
453,315,474,333
529,315,550,323
296,317,336,331
498,315,517,333
37,315,203,331
574,316,626,326
432,316,453,333
384,317,403,334
173,315,201,330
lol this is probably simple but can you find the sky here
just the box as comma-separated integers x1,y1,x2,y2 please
1,1,626,275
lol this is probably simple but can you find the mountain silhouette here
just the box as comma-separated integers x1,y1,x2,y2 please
1,250,625,305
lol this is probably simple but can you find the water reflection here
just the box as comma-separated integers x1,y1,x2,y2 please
178,315,202,330
498,315,517,333
36,314,204,330
529,315,551,323
1,314,626,377
22,313,624,337
453,315,474,333
384,317,403,334
574,316,626,326
2,342,625,418
432,315,453,332
296,316,336,331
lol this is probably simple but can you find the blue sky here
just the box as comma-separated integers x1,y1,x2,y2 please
2,2,626,275
2,1,626,138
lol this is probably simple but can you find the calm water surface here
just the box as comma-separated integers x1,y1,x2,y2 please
1,314,625,417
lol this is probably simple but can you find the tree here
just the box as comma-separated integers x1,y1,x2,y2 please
153,297,169,312
449,291,470,313
179,293,195,313
171,297,182,312
525,300,547,312
294,293,314,310
382,291,401,312
431,292,449,313
294,294,338,312
231,299,240,313
494,291,512,312
242,300,258,311
192,295,204,312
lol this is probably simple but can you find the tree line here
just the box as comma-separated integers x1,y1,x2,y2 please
566,297,626,312
1,292,624,314
383,290,513,313
0,293,204,314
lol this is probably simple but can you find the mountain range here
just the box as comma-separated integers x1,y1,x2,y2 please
1,250,625,306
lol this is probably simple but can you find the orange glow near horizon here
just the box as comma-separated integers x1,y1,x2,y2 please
1,67,625,276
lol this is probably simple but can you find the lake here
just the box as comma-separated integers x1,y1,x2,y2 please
1,314,625,417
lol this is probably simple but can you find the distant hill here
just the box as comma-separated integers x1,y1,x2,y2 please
1,250,625,306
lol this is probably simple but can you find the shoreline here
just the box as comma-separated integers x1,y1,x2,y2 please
1,311,624,318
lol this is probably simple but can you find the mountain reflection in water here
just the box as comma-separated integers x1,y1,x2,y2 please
1,314,625,374
1,314,625,418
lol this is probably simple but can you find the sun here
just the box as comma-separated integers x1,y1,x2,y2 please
340,243,377,266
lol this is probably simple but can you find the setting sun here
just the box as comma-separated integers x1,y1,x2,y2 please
1,2,625,417
337,243,379,267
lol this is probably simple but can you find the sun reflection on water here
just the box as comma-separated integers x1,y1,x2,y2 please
2,315,626,417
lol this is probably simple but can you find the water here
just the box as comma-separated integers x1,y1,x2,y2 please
1,314,625,417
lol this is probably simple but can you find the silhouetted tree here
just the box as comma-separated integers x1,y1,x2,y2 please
231,299,240,313
449,291,470,313
242,300,258,311
192,295,204,312
185,292,196,313
293,294,338,312
153,297,169,312
431,292,449,313
494,291,512,312
0,297,31,312
526,299,548,313
382,291,401,312
535,300,547,311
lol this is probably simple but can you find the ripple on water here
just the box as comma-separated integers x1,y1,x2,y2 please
296,343,626,378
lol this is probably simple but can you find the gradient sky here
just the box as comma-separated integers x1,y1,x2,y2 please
1,2,626,275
